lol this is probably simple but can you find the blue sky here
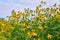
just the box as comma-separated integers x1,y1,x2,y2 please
0,0,60,18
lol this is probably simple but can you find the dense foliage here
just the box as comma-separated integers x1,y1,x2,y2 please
0,1,60,40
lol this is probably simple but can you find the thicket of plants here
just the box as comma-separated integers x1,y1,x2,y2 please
0,1,60,40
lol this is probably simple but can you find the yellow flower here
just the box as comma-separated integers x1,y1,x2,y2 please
0,36,6,40
31,31,37,36
17,12,24,17
1,23,6,27
55,15,60,19
34,38,37,40
7,32,11,34
27,32,32,38
38,15,45,19
38,25,43,31
27,31,37,38
36,7,40,14
21,22,26,26
47,34,52,39
7,32,11,37
10,26,14,29
56,11,60,15
33,19,36,22
1,29,6,33
51,9,56,14
7,25,14,30
54,11,60,19
38,38,41,40
21,28,26,31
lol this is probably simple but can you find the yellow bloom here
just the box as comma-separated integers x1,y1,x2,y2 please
1,23,6,27
57,11,60,15
38,38,41,40
36,7,40,14
7,32,11,35
54,11,60,19
33,19,36,22
38,15,45,19
27,32,32,38
21,28,26,31
21,22,26,26
55,15,60,19
1,29,6,33
51,9,56,14
34,38,37,40
10,26,14,29
27,31,37,38
17,12,24,17
38,25,43,31
7,32,11,37
31,31,37,36
0,36,6,40
47,34,52,39
7,25,14,30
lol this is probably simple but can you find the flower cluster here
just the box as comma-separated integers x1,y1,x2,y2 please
0,1,60,40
